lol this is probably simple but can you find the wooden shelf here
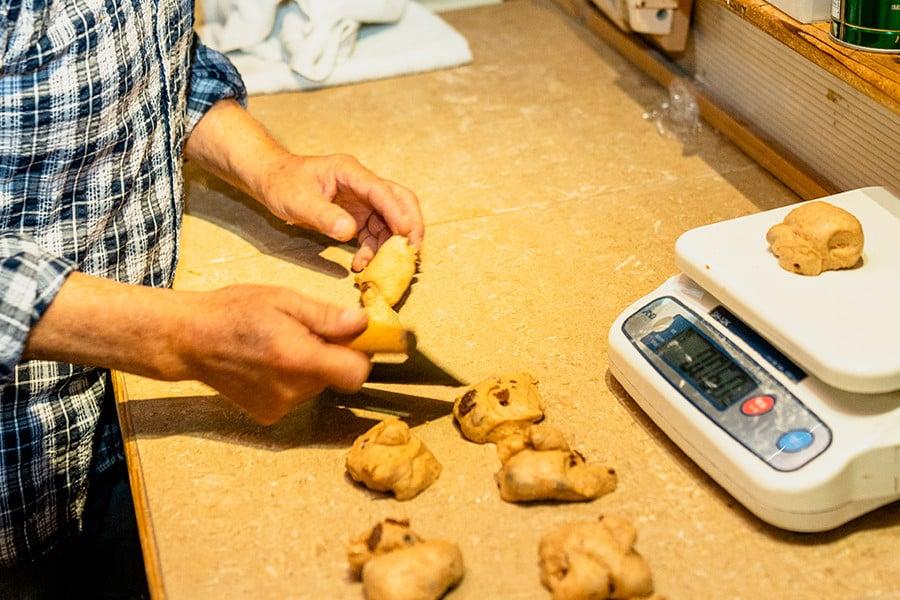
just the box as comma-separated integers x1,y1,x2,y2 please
706,0,900,116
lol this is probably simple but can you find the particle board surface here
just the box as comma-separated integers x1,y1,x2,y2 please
117,1,900,598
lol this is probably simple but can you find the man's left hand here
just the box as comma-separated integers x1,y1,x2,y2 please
259,153,424,271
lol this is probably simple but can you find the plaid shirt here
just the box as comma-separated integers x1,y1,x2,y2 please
0,0,246,563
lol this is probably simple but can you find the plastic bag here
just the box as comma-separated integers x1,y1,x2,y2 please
643,77,701,143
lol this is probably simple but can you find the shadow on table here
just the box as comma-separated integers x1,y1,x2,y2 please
182,162,350,279
604,369,900,543
122,386,454,451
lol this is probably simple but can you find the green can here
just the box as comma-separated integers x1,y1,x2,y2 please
831,0,900,53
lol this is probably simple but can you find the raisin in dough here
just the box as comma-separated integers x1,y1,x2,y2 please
348,519,464,600
766,201,864,276
356,235,418,307
539,515,657,600
452,373,544,444
348,518,422,575
495,424,617,503
346,420,442,500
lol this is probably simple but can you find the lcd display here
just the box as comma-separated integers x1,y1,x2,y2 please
656,325,756,410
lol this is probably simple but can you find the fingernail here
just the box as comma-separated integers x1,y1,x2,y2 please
330,217,354,239
341,308,366,324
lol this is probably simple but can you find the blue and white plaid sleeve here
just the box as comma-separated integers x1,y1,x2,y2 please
0,235,75,381
185,36,248,134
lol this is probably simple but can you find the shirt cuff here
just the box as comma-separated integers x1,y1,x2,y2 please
185,36,248,136
0,235,76,381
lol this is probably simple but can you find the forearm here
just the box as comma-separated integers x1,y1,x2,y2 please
183,99,289,203
22,272,191,381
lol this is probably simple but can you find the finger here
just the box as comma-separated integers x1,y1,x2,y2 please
308,200,358,242
352,213,388,271
280,294,368,339
352,230,379,272
339,165,419,239
365,211,390,238
385,181,424,247
303,342,372,392
377,227,392,248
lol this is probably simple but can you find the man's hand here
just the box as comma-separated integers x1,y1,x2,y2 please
176,285,371,424
24,274,372,425
258,153,423,272
183,100,424,271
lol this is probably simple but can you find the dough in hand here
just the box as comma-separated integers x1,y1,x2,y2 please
356,235,418,307
539,515,657,600
452,373,544,444
348,293,411,354
348,519,464,600
766,201,863,276
346,420,442,500
495,424,617,503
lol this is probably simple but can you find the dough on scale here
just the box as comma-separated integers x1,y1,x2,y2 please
348,519,464,600
766,201,864,276
539,515,659,600
495,424,617,503
345,420,442,500
452,373,544,444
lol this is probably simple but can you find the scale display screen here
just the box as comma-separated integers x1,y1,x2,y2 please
651,318,756,410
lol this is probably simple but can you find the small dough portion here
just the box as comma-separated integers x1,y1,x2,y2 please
348,519,464,600
452,373,544,444
766,201,864,276
349,293,410,354
495,421,571,463
346,420,442,500
348,518,422,575
495,424,617,503
539,515,656,600
356,235,418,307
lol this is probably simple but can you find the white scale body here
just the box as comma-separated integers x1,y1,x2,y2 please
608,187,900,532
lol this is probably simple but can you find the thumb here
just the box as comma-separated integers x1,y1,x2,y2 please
282,295,368,340
307,200,357,242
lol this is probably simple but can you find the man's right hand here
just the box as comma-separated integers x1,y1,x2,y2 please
175,285,371,424
23,273,372,425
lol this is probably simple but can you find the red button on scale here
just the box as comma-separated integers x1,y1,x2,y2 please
741,395,775,416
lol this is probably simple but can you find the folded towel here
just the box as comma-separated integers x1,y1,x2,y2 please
199,0,472,95
201,0,407,81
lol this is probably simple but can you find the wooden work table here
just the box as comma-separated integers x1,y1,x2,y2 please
115,1,900,597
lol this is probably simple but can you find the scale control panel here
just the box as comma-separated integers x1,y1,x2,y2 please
622,296,832,472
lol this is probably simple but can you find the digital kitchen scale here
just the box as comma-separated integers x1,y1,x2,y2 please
608,187,900,532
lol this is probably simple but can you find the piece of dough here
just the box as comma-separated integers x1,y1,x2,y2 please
348,518,422,575
346,420,442,500
766,201,864,276
356,235,418,307
349,294,411,354
495,424,617,503
539,515,657,600
348,519,464,600
495,422,571,463
452,373,544,444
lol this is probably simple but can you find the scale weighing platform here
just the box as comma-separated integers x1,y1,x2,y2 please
608,187,900,532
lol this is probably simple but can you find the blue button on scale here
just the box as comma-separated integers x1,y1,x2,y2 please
777,430,814,453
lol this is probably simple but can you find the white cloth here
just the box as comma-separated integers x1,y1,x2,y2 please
199,0,473,94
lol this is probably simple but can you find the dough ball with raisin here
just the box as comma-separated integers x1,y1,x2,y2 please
452,373,544,444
